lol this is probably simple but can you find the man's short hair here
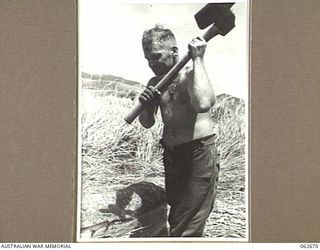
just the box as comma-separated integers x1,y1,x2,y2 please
142,24,177,52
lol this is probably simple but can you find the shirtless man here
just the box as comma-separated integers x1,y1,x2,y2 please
139,24,220,237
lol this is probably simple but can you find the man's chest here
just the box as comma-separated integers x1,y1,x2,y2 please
159,81,193,122
161,81,189,104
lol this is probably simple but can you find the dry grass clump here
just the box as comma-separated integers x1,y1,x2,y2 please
81,90,164,192
211,95,246,192
209,94,247,238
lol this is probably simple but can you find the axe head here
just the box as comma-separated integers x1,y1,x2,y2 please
195,3,235,36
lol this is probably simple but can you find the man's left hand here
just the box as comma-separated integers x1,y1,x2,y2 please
188,36,207,60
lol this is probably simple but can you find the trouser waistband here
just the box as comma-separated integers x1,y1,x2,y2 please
160,134,216,151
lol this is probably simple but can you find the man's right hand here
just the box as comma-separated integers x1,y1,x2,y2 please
139,86,161,106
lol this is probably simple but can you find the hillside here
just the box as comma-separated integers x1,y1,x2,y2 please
81,72,246,106
81,72,144,99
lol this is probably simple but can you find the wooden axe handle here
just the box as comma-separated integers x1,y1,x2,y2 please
124,25,220,124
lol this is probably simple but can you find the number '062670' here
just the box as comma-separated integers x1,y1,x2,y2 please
300,244,319,249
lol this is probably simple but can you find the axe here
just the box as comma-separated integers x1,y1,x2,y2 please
124,3,235,124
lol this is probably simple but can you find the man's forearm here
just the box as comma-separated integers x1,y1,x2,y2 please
189,57,216,113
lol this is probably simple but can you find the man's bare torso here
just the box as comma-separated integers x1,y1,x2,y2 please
151,67,214,149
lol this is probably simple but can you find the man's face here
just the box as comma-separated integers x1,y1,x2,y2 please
144,45,175,77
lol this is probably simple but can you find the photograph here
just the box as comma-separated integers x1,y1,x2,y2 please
77,0,249,241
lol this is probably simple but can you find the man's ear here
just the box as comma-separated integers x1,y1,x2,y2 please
171,45,178,55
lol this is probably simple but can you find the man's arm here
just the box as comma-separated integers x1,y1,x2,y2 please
138,78,160,128
187,37,216,113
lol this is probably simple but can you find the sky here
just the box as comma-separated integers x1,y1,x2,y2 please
79,0,249,100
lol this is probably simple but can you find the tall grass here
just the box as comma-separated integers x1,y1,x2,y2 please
81,90,246,191
81,90,165,192
211,95,246,192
